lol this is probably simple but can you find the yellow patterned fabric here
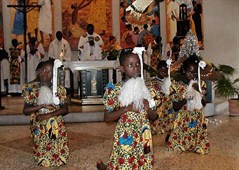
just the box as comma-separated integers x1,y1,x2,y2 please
146,79,184,134
9,47,21,84
22,82,69,167
103,82,154,170
167,81,210,154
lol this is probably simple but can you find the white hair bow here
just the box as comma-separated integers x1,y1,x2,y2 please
161,59,172,95
132,47,146,80
198,60,206,92
166,58,172,78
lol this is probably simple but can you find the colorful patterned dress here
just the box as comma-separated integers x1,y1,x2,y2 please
22,82,69,167
9,47,22,84
147,78,181,135
168,81,210,154
103,82,154,170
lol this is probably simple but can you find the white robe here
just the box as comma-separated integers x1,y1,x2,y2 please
25,43,45,82
1,50,25,93
48,38,72,61
1,59,10,92
48,38,72,88
38,0,52,34
78,32,103,61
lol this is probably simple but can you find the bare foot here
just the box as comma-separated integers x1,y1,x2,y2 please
165,134,170,142
96,159,107,170
174,147,183,154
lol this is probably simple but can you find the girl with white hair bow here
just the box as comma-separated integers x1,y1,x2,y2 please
146,59,180,143
97,47,158,170
168,55,210,155
22,60,69,167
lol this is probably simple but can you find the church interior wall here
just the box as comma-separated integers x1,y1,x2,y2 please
2,0,239,75
200,0,239,71
159,0,239,74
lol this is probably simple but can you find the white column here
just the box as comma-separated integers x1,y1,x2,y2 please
160,1,167,51
2,0,12,51
112,0,120,42
53,0,62,36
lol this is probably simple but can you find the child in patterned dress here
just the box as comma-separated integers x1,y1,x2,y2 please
147,60,178,142
97,48,158,170
22,60,69,167
168,55,210,154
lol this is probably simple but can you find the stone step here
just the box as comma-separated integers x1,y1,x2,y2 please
0,111,105,125
0,97,229,125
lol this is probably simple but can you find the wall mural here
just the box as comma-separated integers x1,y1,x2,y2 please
62,0,112,51
166,0,204,50
10,0,54,49
119,0,161,71
119,0,160,49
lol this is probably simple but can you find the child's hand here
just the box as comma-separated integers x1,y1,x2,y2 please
36,114,50,122
45,105,55,110
185,93,193,101
143,99,149,112
192,83,199,92
126,104,139,113
40,104,55,110
201,97,206,106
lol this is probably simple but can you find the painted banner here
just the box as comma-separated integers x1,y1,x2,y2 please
119,0,160,49
62,0,112,50
166,0,204,49
10,0,54,49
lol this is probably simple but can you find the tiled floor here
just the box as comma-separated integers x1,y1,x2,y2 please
0,114,239,170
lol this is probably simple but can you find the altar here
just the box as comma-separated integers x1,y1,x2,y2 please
64,60,119,105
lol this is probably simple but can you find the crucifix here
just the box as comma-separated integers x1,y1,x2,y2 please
7,0,40,83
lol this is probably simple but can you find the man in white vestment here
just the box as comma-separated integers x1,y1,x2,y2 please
77,24,104,97
48,31,72,89
48,31,72,62
25,37,45,82
78,24,104,61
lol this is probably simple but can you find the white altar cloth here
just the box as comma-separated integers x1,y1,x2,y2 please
64,60,118,72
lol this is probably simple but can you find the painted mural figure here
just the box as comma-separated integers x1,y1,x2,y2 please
87,0,107,34
192,0,203,48
176,0,194,13
38,0,53,44
12,0,24,36
27,0,39,41
167,0,179,42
